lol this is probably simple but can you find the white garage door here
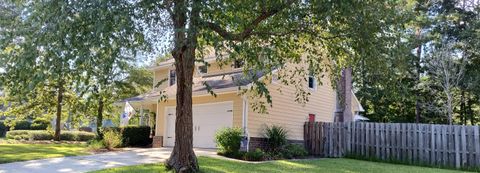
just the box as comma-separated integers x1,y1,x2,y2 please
164,101,233,148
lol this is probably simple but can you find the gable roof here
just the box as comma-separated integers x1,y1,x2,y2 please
120,70,264,103
148,54,220,71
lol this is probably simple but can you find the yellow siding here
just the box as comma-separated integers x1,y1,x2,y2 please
154,69,169,91
247,73,336,141
152,61,238,91
155,92,243,136
204,62,237,74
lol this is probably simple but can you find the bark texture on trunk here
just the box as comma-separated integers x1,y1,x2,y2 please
96,97,104,138
460,90,466,125
415,27,422,123
446,92,453,125
54,83,64,141
165,0,200,172
166,51,198,172
468,97,474,125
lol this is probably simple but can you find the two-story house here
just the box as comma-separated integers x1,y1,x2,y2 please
122,56,364,150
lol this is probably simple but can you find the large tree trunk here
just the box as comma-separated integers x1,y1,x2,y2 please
54,83,64,141
166,0,200,172
446,92,453,125
96,97,104,138
468,96,474,125
460,90,466,125
415,27,422,123
166,51,198,172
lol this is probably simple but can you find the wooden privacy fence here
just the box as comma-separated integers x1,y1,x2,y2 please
304,122,480,169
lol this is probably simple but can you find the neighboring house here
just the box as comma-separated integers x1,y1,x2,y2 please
122,56,364,150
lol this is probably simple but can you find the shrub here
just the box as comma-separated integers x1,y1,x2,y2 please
77,131,96,141
7,130,95,141
79,126,93,132
13,120,31,130
14,135,28,140
122,126,151,146
29,130,54,140
264,125,288,153
215,127,242,154
103,126,151,147
244,148,265,161
218,150,246,160
61,131,96,141
281,144,308,159
87,139,106,151
6,130,29,139
60,131,77,141
103,130,122,150
31,118,50,130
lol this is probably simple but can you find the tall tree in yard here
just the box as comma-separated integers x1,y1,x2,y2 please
139,0,399,172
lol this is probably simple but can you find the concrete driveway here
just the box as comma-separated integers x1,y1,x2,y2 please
0,147,217,173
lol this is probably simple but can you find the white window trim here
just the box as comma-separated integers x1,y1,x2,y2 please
198,65,208,75
232,59,244,69
308,75,317,91
168,69,176,86
271,74,279,84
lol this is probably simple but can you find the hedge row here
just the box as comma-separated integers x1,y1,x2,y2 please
105,126,152,147
6,130,96,141
0,119,50,137
0,119,49,130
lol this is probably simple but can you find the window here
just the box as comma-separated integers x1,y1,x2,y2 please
308,114,316,122
169,69,176,86
308,75,316,90
198,65,208,74
272,74,279,83
232,59,244,69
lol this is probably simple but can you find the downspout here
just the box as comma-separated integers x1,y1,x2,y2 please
242,95,250,151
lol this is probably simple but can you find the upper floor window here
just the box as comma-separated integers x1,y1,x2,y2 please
198,65,208,74
169,69,176,86
232,59,244,69
308,75,316,90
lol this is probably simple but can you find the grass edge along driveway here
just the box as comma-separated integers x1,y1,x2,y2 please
0,143,89,164
91,156,472,173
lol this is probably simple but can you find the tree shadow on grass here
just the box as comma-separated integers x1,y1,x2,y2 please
0,144,88,163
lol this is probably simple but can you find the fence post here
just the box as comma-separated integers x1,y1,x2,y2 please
474,126,480,167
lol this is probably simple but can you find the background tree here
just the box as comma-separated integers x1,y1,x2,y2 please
0,0,148,139
426,41,467,124
0,1,86,140
355,0,480,124
68,0,148,136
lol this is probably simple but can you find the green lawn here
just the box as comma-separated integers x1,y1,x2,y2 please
91,156,472,173
0,143,89,163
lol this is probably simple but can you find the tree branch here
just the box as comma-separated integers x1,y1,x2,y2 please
202,0,296,41
250,30,351,40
